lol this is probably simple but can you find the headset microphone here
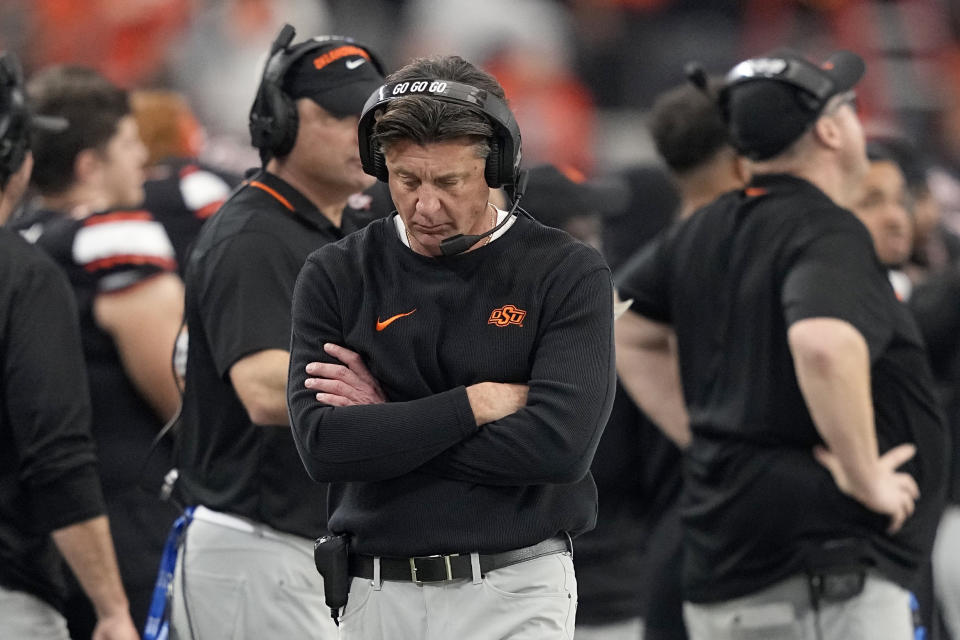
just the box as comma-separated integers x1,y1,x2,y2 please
439,169,529,257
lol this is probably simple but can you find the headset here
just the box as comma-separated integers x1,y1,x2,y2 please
249,24,385,162
357,78,522,191
717,55,838,122
0,52,30,187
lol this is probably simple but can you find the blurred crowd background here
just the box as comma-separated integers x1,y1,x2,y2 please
2,0,959,189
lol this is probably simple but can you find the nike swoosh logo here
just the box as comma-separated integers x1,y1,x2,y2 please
345,58,366,70
376,309,416,331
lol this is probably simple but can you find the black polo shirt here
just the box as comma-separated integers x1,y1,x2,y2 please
177,170,365,538
0,229,105,610
618,173,948,602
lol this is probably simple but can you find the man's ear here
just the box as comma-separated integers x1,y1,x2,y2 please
73,147,101,185
811,115,842,152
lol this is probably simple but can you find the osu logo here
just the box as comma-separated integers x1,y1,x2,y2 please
488,305,526,327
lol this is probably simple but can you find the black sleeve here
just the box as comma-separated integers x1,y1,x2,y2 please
6,255,105,533
782,221,895,361
199,232,303,377
615,229,673,323
417,267,616,485
287,256,479,483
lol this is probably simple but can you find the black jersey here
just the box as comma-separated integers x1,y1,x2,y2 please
142,157,240,275
0,229,106,610
288,213,616,556
618,173,948,602
177,170,367,538
9,206,181,624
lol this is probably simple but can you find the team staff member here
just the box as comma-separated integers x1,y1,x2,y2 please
850,143,916,300
615,50,947,640
0,52,138,640
11,64,183,635
170,26,385,639
288,55,615,639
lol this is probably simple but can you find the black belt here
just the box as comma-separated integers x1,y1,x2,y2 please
348,536,570,584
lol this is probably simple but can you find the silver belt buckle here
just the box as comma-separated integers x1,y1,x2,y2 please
409,554,458,583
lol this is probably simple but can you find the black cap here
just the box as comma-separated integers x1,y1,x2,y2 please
285,40,384,118
720,50,865,160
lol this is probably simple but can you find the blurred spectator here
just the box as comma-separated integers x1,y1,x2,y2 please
486,49,597,174
399,0,571,66
168,0,330,168
850,142,915,298
24,0,191,86
862,136,960,287
400,0,597,173
851,142,946,636
570,0,742,109
10,65,183,636
131,89,241,274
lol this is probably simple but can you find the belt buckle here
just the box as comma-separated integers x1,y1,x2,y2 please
409,554,458,583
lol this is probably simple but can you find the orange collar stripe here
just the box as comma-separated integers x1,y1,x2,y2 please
249,180,294,211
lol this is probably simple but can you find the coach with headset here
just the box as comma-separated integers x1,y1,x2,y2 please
286,54,616,638
169,26,385,639
615,50,947,639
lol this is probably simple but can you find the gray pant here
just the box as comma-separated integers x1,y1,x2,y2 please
169,509,337,640
0,585,70,640
340,550,577,640
934,504,960,640
683,571,912,640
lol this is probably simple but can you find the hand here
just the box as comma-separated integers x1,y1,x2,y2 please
465,382,529,425
304,343,386,406
814,443,921,534
92,612,140,640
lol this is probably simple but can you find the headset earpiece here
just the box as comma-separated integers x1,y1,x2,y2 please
371,148,388,183
0,53,29,186
484,138,501,188
250,25,385,163
265,85,299,158
358,79,521,190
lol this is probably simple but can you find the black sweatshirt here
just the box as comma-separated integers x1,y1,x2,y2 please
0,229,105,610
288,214,616,556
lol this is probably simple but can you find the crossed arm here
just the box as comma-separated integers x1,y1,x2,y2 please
305,343,528,426
288,262,614,485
